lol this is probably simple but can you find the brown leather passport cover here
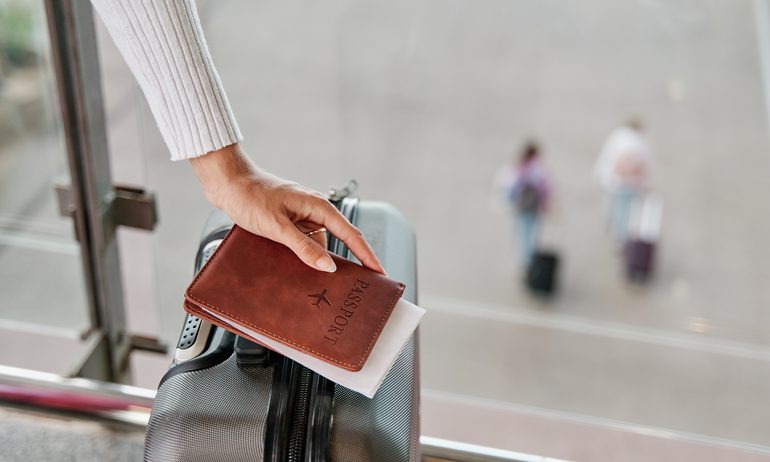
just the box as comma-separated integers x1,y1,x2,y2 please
183,226,405,371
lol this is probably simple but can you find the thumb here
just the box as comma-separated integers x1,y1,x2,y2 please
276,221,336,272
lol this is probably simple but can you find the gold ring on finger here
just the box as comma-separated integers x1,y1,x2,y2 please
305,227,327,237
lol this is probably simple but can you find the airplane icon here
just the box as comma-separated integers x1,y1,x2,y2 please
308,288,331,308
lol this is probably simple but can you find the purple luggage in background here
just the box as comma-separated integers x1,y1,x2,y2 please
625,239,655,280
624,195,662,281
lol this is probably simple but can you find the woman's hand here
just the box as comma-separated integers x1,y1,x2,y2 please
190,143,384,274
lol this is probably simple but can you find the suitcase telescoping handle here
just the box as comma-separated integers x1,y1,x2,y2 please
328,179,358,205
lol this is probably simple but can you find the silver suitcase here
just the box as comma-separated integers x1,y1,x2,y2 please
144,194,420,462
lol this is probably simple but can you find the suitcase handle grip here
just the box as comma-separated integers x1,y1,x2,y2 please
235,336,272,368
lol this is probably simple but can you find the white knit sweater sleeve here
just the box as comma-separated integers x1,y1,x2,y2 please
90,0,242,160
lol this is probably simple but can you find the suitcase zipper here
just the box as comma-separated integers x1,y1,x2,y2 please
264,357,302,462
304,374,335,461
287,368,313,461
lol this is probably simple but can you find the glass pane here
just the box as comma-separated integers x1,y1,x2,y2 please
0,1,89,335
116,0,770,458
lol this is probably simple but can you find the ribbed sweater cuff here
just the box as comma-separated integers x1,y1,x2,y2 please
91,0,243,161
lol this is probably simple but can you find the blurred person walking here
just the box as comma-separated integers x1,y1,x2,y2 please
594,119,653,245
499,141,551,268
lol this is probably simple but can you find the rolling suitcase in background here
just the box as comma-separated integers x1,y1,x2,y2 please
144,187,420,462
526,250,559,295
625,240,654,280
624,194,662,281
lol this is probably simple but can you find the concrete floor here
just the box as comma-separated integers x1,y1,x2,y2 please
0,408,144,462
1,0,770,460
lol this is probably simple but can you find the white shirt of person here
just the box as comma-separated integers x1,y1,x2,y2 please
594,126,653,192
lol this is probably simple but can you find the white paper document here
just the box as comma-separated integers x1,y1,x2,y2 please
210,298,425,398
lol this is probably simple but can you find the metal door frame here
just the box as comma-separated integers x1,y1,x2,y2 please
43,0,132,381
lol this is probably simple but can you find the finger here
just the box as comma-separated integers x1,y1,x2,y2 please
295,220,328,248
275,220,336,272
294,220,320,234
308,230,327,248
308,201,385,274
305,226,327,249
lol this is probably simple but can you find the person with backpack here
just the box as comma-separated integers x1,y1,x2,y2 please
503,141,552,267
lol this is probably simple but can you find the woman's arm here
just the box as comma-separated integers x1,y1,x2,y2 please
91,0,383,273
90,0,240,160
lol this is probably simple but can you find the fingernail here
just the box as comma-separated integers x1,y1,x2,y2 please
315,255,336,272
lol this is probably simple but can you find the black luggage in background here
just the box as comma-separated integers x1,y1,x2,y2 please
526,250,559,295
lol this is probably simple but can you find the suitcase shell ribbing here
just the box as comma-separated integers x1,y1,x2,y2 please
144,198,420,462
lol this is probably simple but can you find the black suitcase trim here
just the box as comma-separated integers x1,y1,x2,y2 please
157,226,236,387
193,226,230,272
157,331,236,387
264,358,303,462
